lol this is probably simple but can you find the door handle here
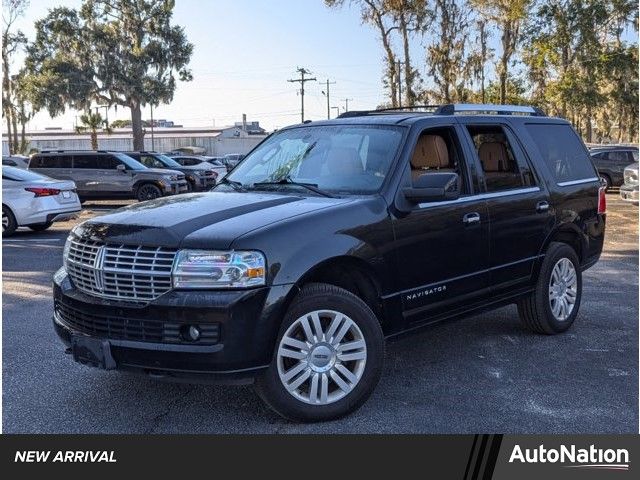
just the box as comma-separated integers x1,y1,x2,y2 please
536,201,550,213
463,212,481,225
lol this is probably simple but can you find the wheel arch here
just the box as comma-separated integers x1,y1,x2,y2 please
535,224,586,277
294,256,385,325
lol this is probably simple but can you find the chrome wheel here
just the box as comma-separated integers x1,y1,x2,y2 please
277,309,367,405
548,258,577,321
2,211,8,231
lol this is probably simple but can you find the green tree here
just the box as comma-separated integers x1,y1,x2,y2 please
2,0,29,154
471,0,531,105
75,111,112,150
24,0,193,150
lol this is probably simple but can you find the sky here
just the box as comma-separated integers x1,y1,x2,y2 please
9,0,393,131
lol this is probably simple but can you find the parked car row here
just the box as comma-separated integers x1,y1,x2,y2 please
1,149,247,235
588,144,638,191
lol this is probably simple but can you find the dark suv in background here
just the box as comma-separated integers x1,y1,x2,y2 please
124,151,218,192
29,150,188,202
53,104,605,422
589,145,639,190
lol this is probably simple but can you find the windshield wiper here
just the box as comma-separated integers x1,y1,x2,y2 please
252,176,336,198
218,177,246,192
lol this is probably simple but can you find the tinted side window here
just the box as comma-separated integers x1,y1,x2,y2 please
73,155,98,169
607,151,630,165
30,155,72,168
526,124,596,183
3,159,17,166
467,125,529,192
97,155,121,169
138,155,164,168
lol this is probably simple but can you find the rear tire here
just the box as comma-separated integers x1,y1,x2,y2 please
255,283,384,422
517,242,582,334
136,183,162,202
2,205,17,236
28,222,53,232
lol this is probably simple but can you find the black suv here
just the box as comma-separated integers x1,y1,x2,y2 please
589,145,639,191
53,104,606,422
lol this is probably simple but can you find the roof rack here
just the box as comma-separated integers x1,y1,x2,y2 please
435,104,546,116
337,103,546,118
39,149,110,153
338,105,440,118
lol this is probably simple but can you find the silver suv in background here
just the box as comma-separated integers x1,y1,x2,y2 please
620,162,639,204
29,150,188,202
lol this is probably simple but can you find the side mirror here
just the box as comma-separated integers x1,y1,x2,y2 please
116,164,126,172
403,172,460,203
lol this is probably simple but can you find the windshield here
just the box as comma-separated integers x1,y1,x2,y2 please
114,153,147,170
224,125,404,195
155,154,183,168
2,166,49,182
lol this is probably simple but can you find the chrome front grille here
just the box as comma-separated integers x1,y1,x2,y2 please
66,237,177,302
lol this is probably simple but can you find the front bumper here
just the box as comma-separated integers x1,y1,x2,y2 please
163,180,189,195
53,268,297,383
620,185,639,202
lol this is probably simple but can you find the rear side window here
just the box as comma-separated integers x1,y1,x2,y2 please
526,124,597,184
467,125,535,192
73,155,98,169
30,155,72,169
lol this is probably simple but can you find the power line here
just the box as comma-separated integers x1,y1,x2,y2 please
321,79,337,120
287,67,317,123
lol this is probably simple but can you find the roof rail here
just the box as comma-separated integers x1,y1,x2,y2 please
435,104,546,116
338,105,440,118
39,149,110,153
337,103,546,119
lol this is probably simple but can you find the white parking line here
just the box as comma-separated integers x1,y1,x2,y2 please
3,238,63,243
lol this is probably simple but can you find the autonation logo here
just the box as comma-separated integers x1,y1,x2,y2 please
509,444,630,471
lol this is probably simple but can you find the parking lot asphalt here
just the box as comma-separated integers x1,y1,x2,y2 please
2,195,638,433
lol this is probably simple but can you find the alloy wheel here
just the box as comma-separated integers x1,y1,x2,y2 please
277,309,367,405
548,258,578,321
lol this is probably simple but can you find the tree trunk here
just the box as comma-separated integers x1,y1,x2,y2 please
91,131,98,150
11,109,18,153
6,112,14,154
20,103,27,153
585,104,592,143
399,15,414,106
130,100,144,151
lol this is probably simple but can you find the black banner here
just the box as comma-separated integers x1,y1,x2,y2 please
1,434,637,478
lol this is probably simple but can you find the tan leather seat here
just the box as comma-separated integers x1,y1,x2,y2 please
478,142,508,173
326,147,363,176
410,135,452,181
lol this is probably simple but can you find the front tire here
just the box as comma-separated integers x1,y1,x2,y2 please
136,183,162,202
517,242,582,334
256,283,384,422
2,205,17,236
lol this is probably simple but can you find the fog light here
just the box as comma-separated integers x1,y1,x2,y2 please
180,324,201,342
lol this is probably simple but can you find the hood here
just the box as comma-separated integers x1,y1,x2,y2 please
76,191,353,249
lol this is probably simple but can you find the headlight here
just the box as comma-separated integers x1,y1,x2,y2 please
172,250,266,289
63,234,72,269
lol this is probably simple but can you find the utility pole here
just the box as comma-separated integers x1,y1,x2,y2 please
287,67,317,123
397,60,403,108
321,79,336,120
342,98,353,112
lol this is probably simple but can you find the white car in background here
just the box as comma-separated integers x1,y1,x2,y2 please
2,155,31,169
2,166,81,236
169,155,228,183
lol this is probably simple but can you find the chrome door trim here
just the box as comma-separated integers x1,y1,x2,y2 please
417,187,541,209
557,177,600,187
